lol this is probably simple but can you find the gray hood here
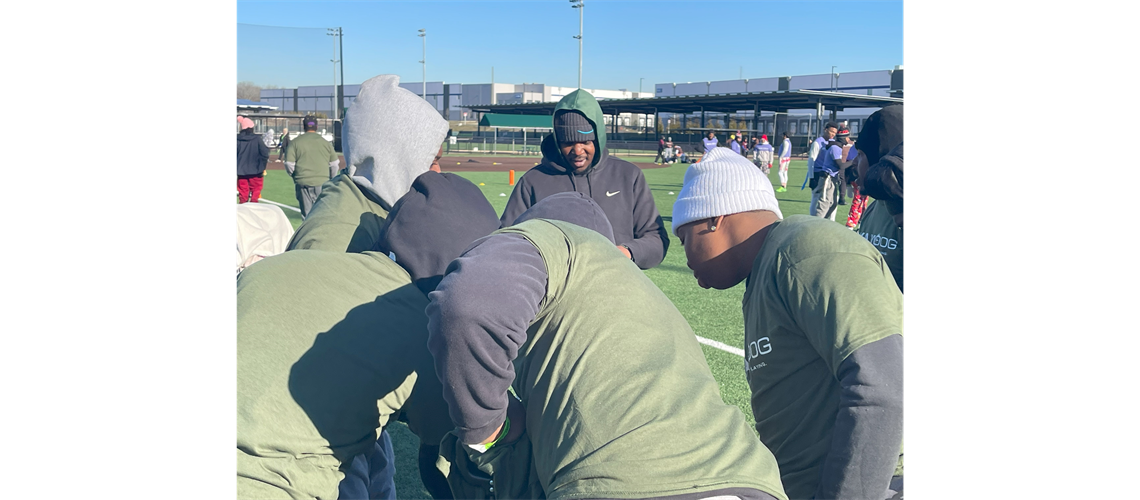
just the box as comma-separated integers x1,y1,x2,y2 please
343,74,449,208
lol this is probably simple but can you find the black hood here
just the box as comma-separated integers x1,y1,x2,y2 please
512,191,615,244
377,171,502,295
854,104,903,166
237,130,261,141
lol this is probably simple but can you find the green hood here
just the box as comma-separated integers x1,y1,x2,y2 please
550,89,606,170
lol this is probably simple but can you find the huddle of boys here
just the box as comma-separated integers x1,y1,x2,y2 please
236,73,903,500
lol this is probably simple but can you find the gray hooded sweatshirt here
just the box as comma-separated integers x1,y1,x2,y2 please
287,74,449,253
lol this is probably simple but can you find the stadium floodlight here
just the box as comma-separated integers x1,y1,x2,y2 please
570,0,583,88
418,29,427,102
327,28,341,121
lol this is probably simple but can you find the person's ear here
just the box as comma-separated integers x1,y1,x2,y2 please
709,215,725,232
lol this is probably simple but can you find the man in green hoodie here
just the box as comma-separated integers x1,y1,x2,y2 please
499,89,670,270
285,115,340,218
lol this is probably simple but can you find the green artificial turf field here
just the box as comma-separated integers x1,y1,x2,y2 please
250,158,848,498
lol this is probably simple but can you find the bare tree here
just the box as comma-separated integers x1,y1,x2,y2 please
238,81,262,101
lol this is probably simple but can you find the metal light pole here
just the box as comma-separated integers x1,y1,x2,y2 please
418,29,427,101
327,28,340,121
639,77,644,95
571,0,583,89
831,66,837,92
337,27,344,118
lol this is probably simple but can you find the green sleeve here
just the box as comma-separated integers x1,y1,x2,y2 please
287,220,382,253
782,253,903,375
328,142,338,163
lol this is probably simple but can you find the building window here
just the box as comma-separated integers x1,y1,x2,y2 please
850,120,860,135
802,122,810,135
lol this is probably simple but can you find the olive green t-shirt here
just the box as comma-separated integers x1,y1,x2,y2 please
236,250,451,500
856,200,903,293
286,174,390,252
284,131,338,187
501,219,788,500
743,215,903,499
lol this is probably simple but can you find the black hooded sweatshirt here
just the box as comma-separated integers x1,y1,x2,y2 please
237,129,270,177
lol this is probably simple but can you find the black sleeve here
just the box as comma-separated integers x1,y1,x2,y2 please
623,169,669,269
499,177,534,227
258,138,270,164
425,234,547,444
814,334,904,500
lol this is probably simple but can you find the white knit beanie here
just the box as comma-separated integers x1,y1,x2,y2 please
671,147,783,236
344,74,449,208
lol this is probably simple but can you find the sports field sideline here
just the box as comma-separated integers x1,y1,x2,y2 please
252,156,846,497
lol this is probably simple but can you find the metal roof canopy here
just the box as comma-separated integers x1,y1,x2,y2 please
237,99,277,110
466,90,901,115
478,113,553,128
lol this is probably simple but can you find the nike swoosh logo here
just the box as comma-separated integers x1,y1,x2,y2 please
606,191,620,197
577,129,593,134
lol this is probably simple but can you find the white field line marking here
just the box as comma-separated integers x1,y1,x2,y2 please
695,336,745,357
258,198,301,212
235,191,300,211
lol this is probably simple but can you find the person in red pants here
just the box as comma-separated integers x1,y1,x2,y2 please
237,116,269,203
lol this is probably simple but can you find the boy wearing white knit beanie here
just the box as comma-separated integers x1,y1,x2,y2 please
672,147,905,500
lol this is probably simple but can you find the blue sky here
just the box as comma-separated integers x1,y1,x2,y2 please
238,0,902,90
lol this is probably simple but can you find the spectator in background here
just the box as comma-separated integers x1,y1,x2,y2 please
752,135,774,175
237,116,269,203
730,134,742,155
802,122,839,200
777,131,792,192
811,127,853,221
276,127,290,163
703,131,718,154
285,115,341,219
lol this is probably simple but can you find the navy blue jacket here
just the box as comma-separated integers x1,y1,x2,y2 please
237,130,270,176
